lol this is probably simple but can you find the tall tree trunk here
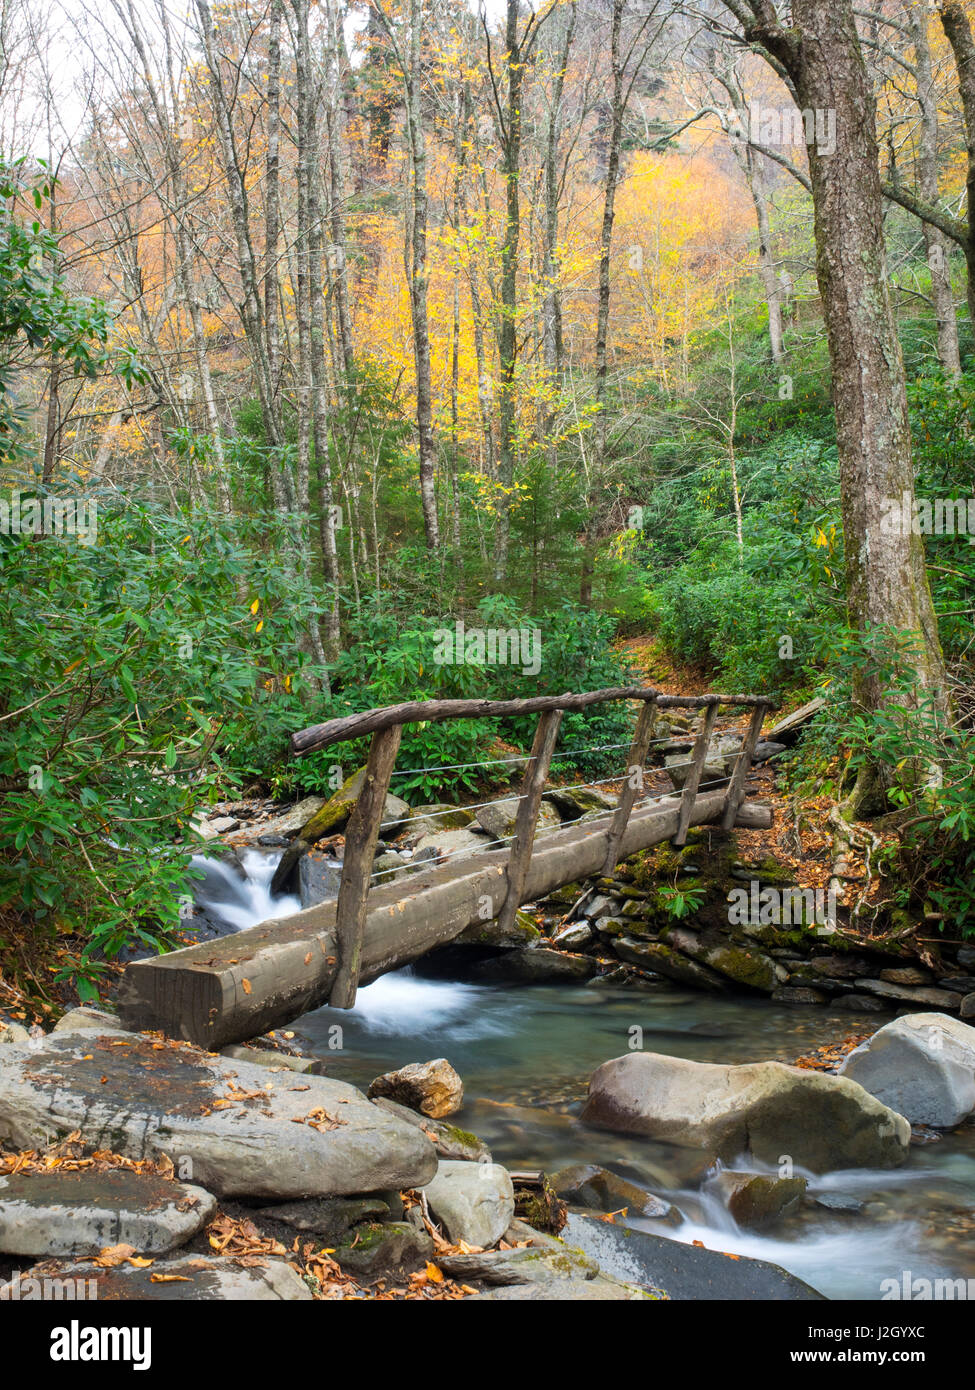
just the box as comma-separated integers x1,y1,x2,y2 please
740,0,947,796
940,2,975,335
911,7,961,378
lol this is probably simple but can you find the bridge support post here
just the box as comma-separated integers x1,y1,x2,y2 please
673,700,720,847
721,703,767,830
328,724,403,1009
496,708,563,935
601,696,658,875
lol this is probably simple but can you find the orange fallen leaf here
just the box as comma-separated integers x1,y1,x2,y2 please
241,979,252,995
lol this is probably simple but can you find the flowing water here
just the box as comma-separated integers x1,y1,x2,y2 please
200,848,975,1301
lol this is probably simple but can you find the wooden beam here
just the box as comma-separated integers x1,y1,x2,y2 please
291,690,776,755
496,709,562,935
328,724,402,1008
601,697,658,876
119,789,767,1048
721,704,767,830
673,702,720,847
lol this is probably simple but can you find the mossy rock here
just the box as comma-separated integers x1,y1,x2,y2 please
333,1221,433,1278
298,767,368,841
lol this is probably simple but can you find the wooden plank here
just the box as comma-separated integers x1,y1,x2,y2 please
119,788,756,1048
721,704,767,830
291,689,775,755
328,724,402,1009
496,709,563,935
673,702,720,847
601,697,658,876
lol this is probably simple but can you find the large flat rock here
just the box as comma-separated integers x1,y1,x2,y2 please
0,1033,437,1200
563,1214,825,1300
0,1169,215,1257
0,1254,312,1301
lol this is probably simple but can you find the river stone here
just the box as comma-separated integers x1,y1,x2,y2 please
613,938,730,993
958,946,975,971
837,1012,975,1128
469,947,597,983
856,979,960,1011
0,1254,312,1301
0,1033,437,1199
423,1160,514,1247
581,1051,911,1172
369,1096,491,1162
961,993,975,1021
331,1220,434,1277
549,1164,679,1224
469,1275,651,1300
474,798,561,841
710,1171,807,1229
436,1241,600,1286
218,1044,322,1075
562,1214,824,1300
552,922,595,950
0,1021,30,1046
0,1169,216,1258
666,926,784,993
772,986,828,1006
367,1058,463,1119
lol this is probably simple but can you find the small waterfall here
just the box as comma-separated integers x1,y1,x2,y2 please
190,848,301,933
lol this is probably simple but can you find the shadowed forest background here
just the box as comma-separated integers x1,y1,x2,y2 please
1,0,974,1007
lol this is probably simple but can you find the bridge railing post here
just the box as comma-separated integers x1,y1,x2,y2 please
329,724,403,1009
601,695,658,876
721,702,767,830
672,699,720,847
496,708,563,935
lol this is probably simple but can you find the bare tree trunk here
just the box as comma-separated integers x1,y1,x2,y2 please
940,2,975,335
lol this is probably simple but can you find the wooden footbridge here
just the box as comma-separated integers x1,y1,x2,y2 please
119,688,775,1048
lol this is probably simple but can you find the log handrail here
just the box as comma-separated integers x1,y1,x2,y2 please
291,686,777,1008
290,689,776,756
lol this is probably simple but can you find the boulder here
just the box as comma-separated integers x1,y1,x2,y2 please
422,1161,514,1248
258,1196,391,1242
581,1051,911,1172
0,1169,216,1258
961,993,975,1021
856,979,960,1011
297,851,342,907
772,987,828,1006
562,1214,824,1300
543,786,616,820
0,1021,30,1046
410,826,492,862
667,926,785,993
407,804,475,831
0,1032,437,1199
0,1255,312,1301
455,910,540,949
613,938,730,993
474,798,560,841
710,1171,807,1229
665,753,727,791
367,1058,464,1119
469,1275,650,1300
551,922,595,950
837,1013,975,1128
